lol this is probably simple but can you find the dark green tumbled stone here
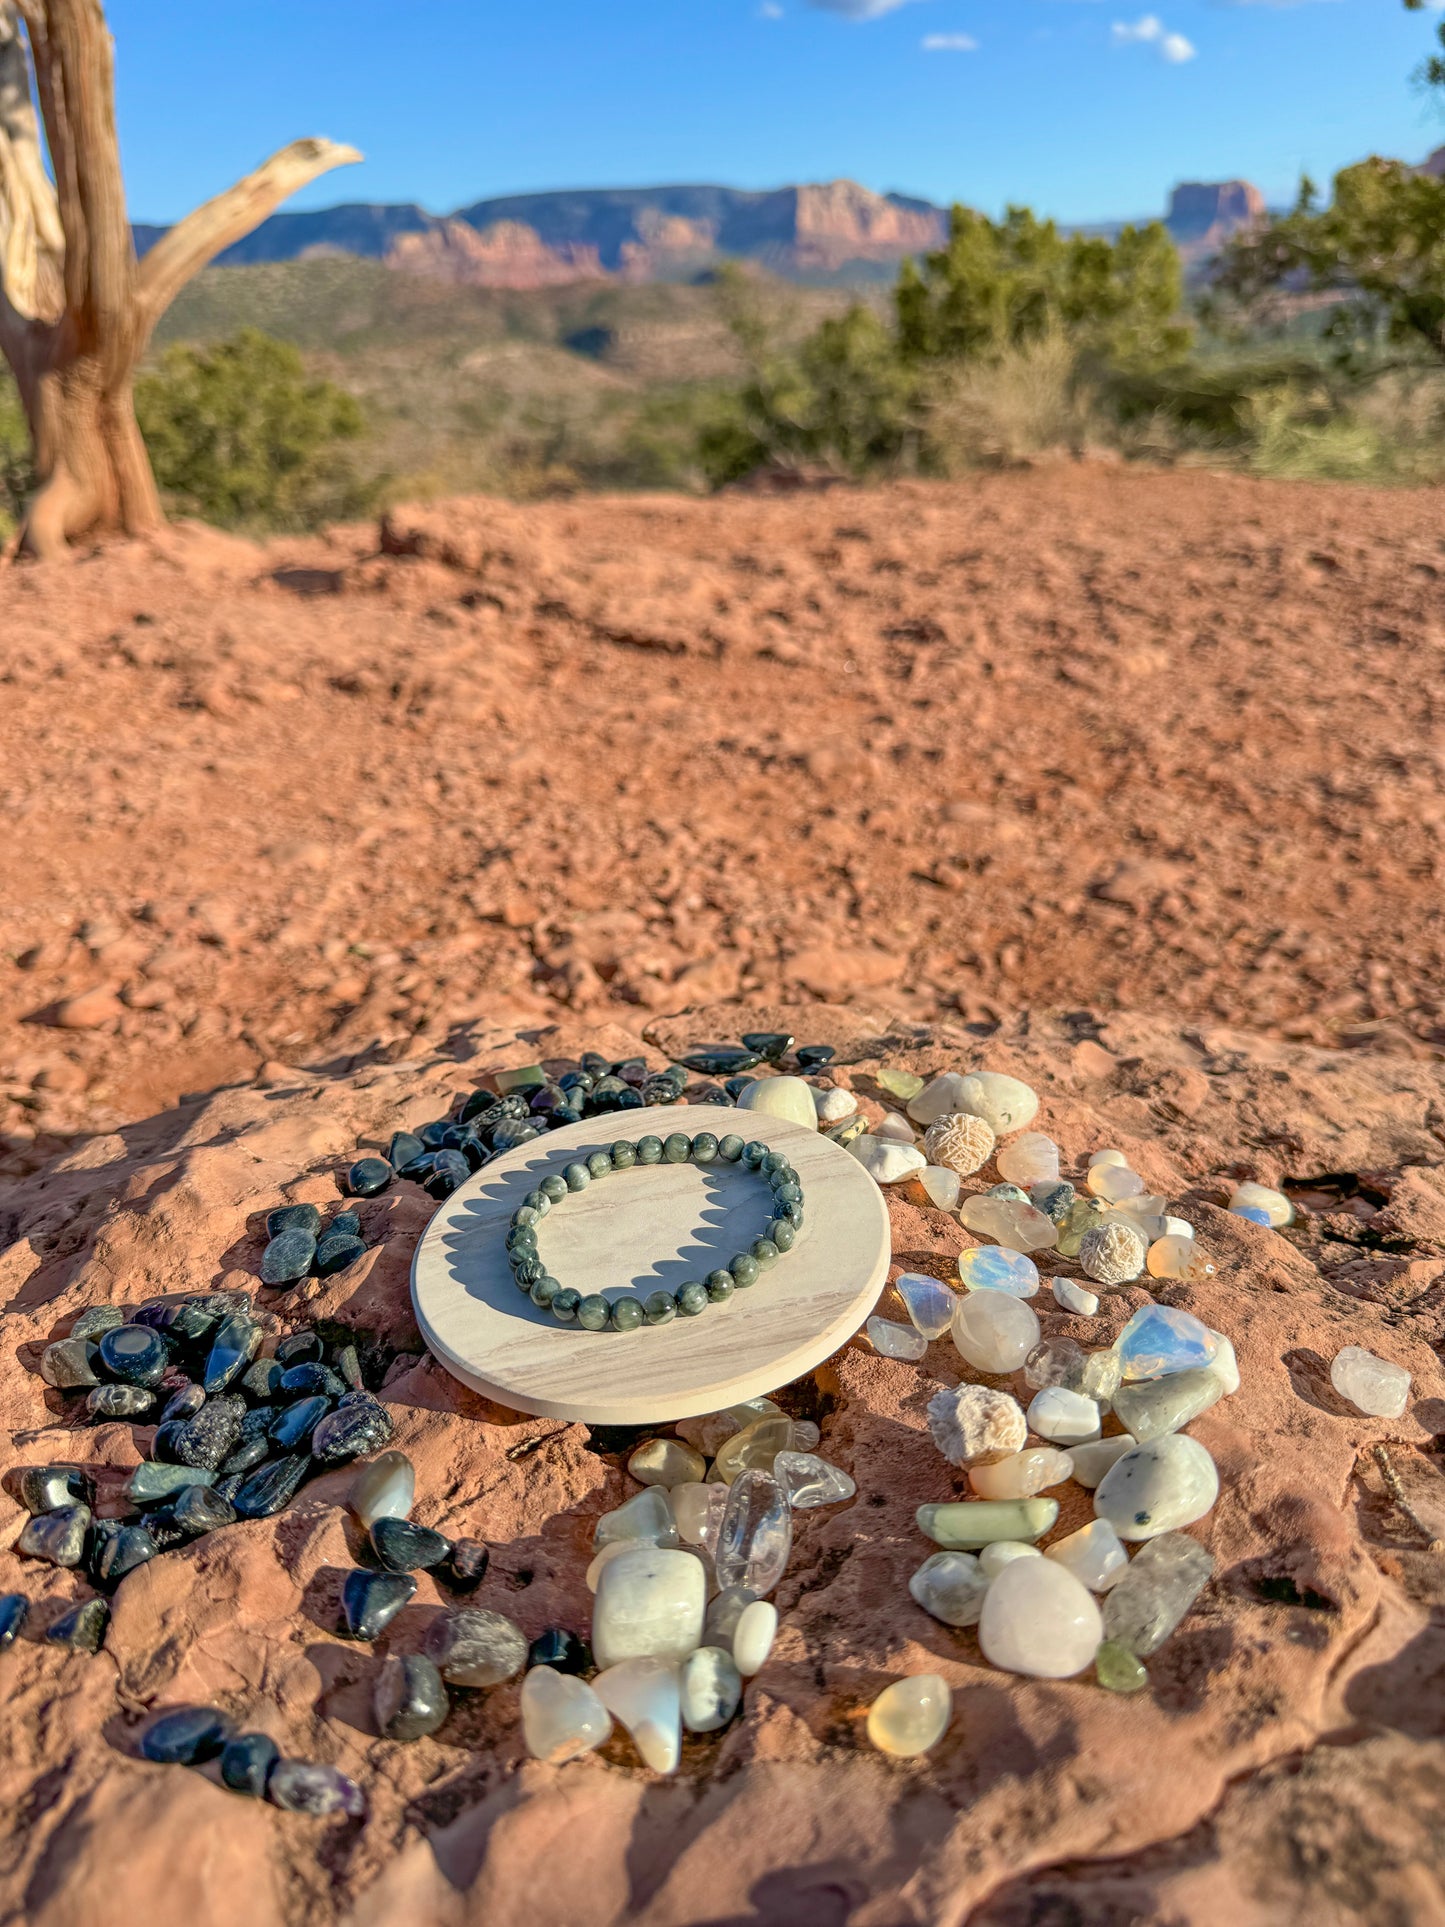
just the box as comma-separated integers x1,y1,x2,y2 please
347,1157,393,1199
529,1276,562,1310
540,1173,569,1203
690,1133,719,1164
644,1291,677,1325
513,1258,545,1291
676,1282,709,1318
45,1596,108,1652
731,1253,761,1288
769,1219,797,1252
609,1141,637,1169
267,1202,321,1240
706,1269,735,1303
315,1233,367,1277
586,1151,613,1179
221,1731,280,1797
742,1141,767,1167
505,1225,539,1253
550,1289,581,1322
333,1211,363,1237
577,1294,610,1332
610,1296,645,1333
717,1134,745,1162
677,1048,762,1076
98,1324,170,1389
723,1076,756,1100
752,1238,780,1268
637,1136,664,1164
563,1162,590,1192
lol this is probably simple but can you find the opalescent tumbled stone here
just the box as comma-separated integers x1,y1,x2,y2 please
867,1315,928,1362
349,1450,415,1530
909,1550,987,1627
593,1486,678,1551
926,1384,1027,1467
680,1646,742,1732
595,1657,683,1772
592,1547,707,1669
918,1165,962,1211
714,1471,791,1594
851,1138,927,1185
1102,1531,1215,1654
1094,1436,1219,1541
968,1447,1073,1500
629,1439,707,1488
955,1072,1038,1135
424,1607,528,1686
1115,1305,1220,1383
978,1553,1103,1678
1330,1346,1411,1419
772,1451,856,1509
916,1497,1058,1548
956,1246,1040,1298
1111,1369,1225,1442
866,1674,952,1759
996,1133,1061,1187
1027,1387,1101,1446
907,1072,971,1128
735,1075,817,1129
951,1290,1040,1373
959,1196,1057,1253
979,1541,1041,1578
1228,1181,1293,1227
1045,1518,1128,1591
895,1272,958,1339
522,1667,613,1761
732,1599,778,1675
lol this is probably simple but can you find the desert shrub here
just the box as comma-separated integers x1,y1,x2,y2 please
923,332,1104,470
135,327,375,530
0,374,34,540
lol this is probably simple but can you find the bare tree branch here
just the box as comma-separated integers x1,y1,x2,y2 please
137,137,362,326
0,0,63,320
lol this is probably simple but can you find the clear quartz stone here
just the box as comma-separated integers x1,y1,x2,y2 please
979,1540,1042,1578
680,1646,742,1731
1102,1531,1215,1654
704,1585,757,1650
714,1470,792,1594
919,1165,963,1211
714,1417,810,1483
867,1315,929,1361
996,1133,1061,1187
1044,1518,1129,1591
1093,1436,1219,1541
1330,1346,1410,1418
731,1599,778,1675
866,1674,952,1758
677,1398,785,1457
593,1486,678,1551
1116,1306,1220,1383
1089,1163,1145,1203
968,1446,1074,1500
909,1550,988,1626
521,1666,613,1762
773,1450,856,1508
1111,1369,1226,1441
671,1481,729,1548
917,1497,1058,1547
348,1450,415,1529
959,1197,1058,1253
591,1547,707,1668
594,1657,683,1773
896,1272,959,1338
956,1247,1040,1297
1025,1336,1087,1391
629,1439,707,1487
978,1555,1103,1678
951,1290,1040,1373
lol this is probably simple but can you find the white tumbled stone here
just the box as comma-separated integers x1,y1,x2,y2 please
1331,1346,1410,1419
732,1599,779,1676
996,1132,1061,1187
1027,1386,1102,1446
1053,1278,1099,1317
735,1075,817,1130
874,1110,918,1144
978,1554,1103,1678
909,1550,988,1627
951,1289,1040,1374
813,1084,858,1122
521,1666,612,1763
1045,1518,1128,1592
968,1446,1073,1500
851,1136,927,1185
594,1658,682,1773
919,1164,963,1211
594,1486,678,1551
980,1540,1042,1578
1093,1436,1219,1541
1206,1329,1240,1396
955,1072,1039,1136
591,1547,707,1669
680,1646,742,1732
866,1674,952,1757
1068,1434,1138,1489
349,1450,415,1530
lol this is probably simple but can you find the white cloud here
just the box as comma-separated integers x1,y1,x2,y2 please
922,31,978,50
806,0,923,18
1112,14,1197,61
758,1,784,15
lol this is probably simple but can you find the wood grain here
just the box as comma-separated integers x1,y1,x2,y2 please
411,1104,891,1423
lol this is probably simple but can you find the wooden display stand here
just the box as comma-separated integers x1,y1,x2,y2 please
411,1105,891,1424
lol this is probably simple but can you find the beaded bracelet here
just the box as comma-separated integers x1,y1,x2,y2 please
505,1131,805,1333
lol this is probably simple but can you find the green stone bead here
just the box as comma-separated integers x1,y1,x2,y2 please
731,1253,760,1289
511,1205,539,1230
644,1290,677,1325
752,1238,780,1268
706,1269,735,1303
769,1219,797,1252
563,1162,590,1192
663,1133,691,1164
676,1281,709,1317
610,1296,645,1333
577,1294,610,1331
514,1259,545,1290
506,1224,538,1251
522,1189,551,1216
637,1136,664,1165
551,1288,581,1323
742,1141,767,1167
610,1141,638,1169
761,1151,787,1176
718,1134,745,1163
783,1200,804,1227
540,1173,569,1203
587,1151,613,1179
774,1180,802,1205
690,1133,719,1164
530,1275,562,1309
1096,1640,1148,1695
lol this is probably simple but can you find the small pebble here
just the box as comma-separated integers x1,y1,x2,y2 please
850,1137,927,1185
1027,1387,1101,1447
1228,1180,1293,1227
959,1195,1057,1253
1045,1518,1129,1592
260,1229,316,1287
979,1541,1041,1578
39,1339,99,1392
772,1451,855,1509
521,1666,612,1763
1095,1639,1149,1694
1088,1163,1145,1203
341,1568,416,1640
221,1731,281,1796
1093,1436,1220,1541
873,1111,917,1145
968,1446,1073,1500
917,1498,1058,1548
528,1627,591,1674
424,1607,529,1686
45,1597,108,1652
85,1383,154,1420
371,1517,451,1572
680,1647,742,1732
918,1165,962,1211
628,1439,707,1488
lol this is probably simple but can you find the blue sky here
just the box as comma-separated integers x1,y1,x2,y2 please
108,0,1445,227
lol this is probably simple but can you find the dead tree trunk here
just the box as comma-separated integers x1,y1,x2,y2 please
0,0,359,558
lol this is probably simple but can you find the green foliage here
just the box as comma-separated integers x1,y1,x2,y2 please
135,328,375,530
896,205,1190,369
1213,160,1445,367
0,374,34,540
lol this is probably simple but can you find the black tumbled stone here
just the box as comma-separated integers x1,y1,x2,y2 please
526,1627,591,1674
795,1043,836,1069
161,1383,206,1423
171,1483,238,1537
677,1048,762,1076
386,1131,425,1174
18,1505,89,1567
374,1652,449,1742
275,1331,323,1366
220,1731,280,1797
440,1539,489,1592
370,1516,451,1573
261,1229,316,1287
311,1396,392,1464
96,1524,160,1589
97,1324,169,1389
141,1705,236,1765
0,1594,29,1648
331,1210,362,1237
174,1394,245,1471
46,1596,108,1652
279,1362,344,1399
347,1157,393,1199
202,1314,260,1394
742,1031,794,1061
241,1358,284,1403
232,1453,311,1520
269,1394,329,1453
267,1203,321,1240
341,1567,416,1640
85,1382,154,1421
218,1433,271,1478
70,1306,123,1342
314,1233,367,1278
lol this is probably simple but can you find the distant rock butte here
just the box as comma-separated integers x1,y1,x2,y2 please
1165,180,1267,255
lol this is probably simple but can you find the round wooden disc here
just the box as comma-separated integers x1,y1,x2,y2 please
411,1104,891,1424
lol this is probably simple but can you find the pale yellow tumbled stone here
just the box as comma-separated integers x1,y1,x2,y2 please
924,1112,996,1178
1147,1234,1198,1281
629,1439,708,1488
968,1446,1074,1500
996,1133,1061,1187
714,1416,805,1483
866,1674,952,1759
874,1111,918,1145
1088,1163,1145,1203
677,1397,785,1458
735,1075,817,1131
979,1540,1042,1579
919,1164,962,1211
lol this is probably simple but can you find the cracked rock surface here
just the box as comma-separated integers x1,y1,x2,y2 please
0,999,1442,1924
